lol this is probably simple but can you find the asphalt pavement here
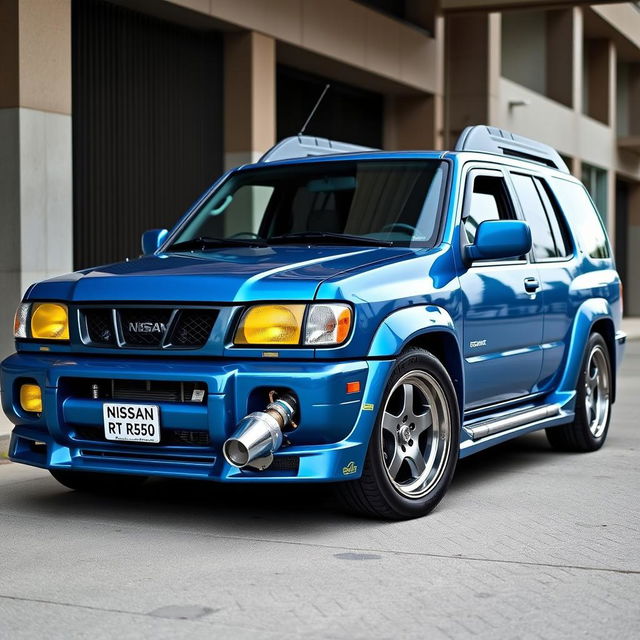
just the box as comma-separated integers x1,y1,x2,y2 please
0,343,638,639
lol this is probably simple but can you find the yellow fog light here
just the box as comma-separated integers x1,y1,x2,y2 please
235,304,305,345
20,384,42,413
30,303,69,340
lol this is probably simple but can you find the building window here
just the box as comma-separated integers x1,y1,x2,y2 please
581,163,608,224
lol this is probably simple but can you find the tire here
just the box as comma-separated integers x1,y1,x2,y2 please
49,469,147,494
337,348,460,520
546,332,612,452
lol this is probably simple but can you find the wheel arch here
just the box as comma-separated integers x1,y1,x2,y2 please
556,299,617,403
403,332,464,417
590,317,617,403
368,305,464,416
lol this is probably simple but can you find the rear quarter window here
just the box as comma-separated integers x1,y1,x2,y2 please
547,178,610,259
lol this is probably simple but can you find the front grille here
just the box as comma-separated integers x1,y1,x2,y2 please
269,455,300,473
86,309,116,344
81,306,218,349
169,310,217,347
63,378,207,404
74,426,210,447
120,308,173,346
80,449,214,464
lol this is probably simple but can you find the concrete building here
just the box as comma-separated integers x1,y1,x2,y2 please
1,0,639,358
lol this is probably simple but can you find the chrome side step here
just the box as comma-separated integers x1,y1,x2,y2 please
464,403,561,441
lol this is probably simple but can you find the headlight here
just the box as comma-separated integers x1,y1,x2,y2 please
304,304,352,345
234,304,306,345
30,303,69,340
234,303,352,347
13,303,30,338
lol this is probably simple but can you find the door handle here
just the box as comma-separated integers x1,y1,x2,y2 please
524,277,540,293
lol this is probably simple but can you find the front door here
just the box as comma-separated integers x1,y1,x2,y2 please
458,169,544,410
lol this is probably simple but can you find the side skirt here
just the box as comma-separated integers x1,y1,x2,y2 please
459,403,574,458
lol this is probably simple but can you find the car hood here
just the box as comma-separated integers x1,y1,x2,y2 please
27,245,414,303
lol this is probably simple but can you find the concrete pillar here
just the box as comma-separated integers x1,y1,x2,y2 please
606,41,617,244
565,155,581,178
223,31,276,235
0,0,72,357
572,7,583,115
384,14,445,152
444,12,501,147
224,31,275,169
384,94,442,151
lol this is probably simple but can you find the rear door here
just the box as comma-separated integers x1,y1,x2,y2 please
510,172,576,391
458,167,544,410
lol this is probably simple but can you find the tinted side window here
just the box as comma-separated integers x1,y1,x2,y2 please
534,178,571,258
511,174,556,260
548,178,610,259
464,175,514,243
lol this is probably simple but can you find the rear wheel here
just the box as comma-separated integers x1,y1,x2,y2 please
49,469,147,494
337,348,459,520
546,332,612,452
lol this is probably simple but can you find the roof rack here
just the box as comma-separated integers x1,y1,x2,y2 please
455,125,570,174
258,135,377,164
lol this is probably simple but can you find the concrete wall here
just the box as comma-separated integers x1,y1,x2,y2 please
0,109,22,358
0,0,73,358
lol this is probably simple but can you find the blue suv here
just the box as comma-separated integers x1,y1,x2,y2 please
1,126,626,519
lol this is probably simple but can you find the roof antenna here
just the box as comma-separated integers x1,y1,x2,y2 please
297,83,330,137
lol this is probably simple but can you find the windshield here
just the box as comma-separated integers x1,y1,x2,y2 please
168,159,446,249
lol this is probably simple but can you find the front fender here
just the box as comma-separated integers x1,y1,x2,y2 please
367,305,457,357
367,304,463,416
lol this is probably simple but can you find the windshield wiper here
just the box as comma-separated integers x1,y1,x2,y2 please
166,236,268,252
268,232,392,247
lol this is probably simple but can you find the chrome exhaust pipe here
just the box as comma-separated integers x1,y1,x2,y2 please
223,393,297,470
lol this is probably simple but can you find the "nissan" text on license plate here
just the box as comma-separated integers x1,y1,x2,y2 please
102,403,161,443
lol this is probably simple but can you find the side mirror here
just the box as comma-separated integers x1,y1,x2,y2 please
465,220,532,263
141,229,169,255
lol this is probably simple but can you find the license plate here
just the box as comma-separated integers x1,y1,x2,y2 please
102,403,161,443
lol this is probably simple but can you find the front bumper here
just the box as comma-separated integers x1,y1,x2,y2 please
1,352,393,482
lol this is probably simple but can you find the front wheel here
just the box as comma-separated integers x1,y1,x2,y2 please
50,469,147,494
337,348,459,520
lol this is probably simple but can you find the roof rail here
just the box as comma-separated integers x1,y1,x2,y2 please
455,125,570,174
258,135,377,164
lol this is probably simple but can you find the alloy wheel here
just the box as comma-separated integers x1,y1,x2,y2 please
380,370,451,499
584,344,610,438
